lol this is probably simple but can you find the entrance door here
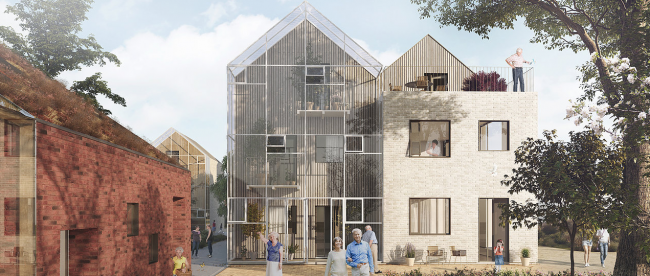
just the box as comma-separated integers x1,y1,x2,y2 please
315,206,331,257
478,198,509,262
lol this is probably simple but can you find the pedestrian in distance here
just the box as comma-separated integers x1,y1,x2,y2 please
205,224,213,258
596,228,610,267
191,226,201,257
362,225,381,274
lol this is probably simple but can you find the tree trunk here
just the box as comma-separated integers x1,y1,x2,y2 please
569,222,577,276
614,143,650,276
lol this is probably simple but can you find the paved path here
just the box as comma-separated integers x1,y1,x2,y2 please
188,240,227,276
216,246,616,275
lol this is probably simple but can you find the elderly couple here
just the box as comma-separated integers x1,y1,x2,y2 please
324,225,381,276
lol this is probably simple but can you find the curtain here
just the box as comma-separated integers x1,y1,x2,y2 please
269,206,286,234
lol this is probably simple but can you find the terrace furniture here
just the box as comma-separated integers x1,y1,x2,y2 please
426,246,446,264
416,76,428,89
449,246,467,263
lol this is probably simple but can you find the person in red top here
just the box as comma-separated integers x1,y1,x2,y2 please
494,239,504,273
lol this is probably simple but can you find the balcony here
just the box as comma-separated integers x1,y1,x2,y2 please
382,66,534,92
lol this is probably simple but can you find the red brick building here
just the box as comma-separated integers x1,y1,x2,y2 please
1,96,192,275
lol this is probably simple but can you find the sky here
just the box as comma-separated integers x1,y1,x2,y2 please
0,0,592,159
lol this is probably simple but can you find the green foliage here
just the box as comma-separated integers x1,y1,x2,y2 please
241,202,265,238
210,155,228,219
521,248,530,258
240,245,248,257
0,0,125,115
0,0,121,78
500,130,627,274
70,72,125,115
287,244,299,254
404,242,416,258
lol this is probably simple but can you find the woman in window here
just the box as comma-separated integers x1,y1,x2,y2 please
258,231,283,275
171,247,190,276
324,237,347,276
426,139,440,156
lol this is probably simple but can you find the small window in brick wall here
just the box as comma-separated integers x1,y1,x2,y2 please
4,120,20,157
127,203,139,236
149,233,159,263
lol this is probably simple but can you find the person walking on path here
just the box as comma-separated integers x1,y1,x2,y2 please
346,228,374,276
205,224,213,258
580,226,596,266
324,237,348,276
258,231,283,276
596,228,610,267
505,48,531,92
362,225,380,274
171,247,190,276
191,226,201,257
494,239,504,273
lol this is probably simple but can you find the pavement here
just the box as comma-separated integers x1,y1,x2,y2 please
215,246,617,276
188,240,228,276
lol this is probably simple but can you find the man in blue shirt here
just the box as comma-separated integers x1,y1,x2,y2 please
362,225,380,274
346,228,374,276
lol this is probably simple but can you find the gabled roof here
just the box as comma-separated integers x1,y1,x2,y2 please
0,93,33,118
152,127,219,162
386,34,472,70
228,1,382,76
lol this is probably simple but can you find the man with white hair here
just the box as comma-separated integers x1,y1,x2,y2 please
505,48,531,92
362,225,380,274
346,228,374,276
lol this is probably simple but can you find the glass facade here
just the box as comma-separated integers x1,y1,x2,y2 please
227,2,383,262
0,106,36,275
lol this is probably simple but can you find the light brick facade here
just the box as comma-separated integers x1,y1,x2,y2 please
382,91,539,264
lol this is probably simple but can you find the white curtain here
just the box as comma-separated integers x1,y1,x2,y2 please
269,206,286,234
411,199,449,234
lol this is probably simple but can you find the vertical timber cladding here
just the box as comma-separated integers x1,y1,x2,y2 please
229,12,384,260
381,35,474,92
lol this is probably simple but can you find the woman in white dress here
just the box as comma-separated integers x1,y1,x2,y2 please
258,231,283,276
324,237,348,276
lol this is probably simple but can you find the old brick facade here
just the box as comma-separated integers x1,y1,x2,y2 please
35,120,191,275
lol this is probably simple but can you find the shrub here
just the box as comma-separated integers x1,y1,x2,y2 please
213,233,227,243
461,71,507,92
383,268,613,276
288,244,299,254
521,248,530,258
542,224,558,235
404,242,416,258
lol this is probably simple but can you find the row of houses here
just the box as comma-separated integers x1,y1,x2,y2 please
226,2,538,265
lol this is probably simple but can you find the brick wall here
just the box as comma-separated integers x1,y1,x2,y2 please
35,122,192,275
382,91,539,264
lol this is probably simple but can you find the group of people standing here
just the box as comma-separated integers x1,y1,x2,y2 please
581,228,611,267
258,225,381,276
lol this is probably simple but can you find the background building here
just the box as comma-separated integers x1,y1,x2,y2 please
153,128,224,229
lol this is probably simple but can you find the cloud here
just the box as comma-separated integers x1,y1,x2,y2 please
202,0,237,27
352,38,402,66
99,0,152,20
58,14,279,158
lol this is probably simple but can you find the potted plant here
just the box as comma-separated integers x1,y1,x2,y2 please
287,244,299,260
405,242,416,266
240,245,248,260
521,248,531,266
331,94,342,110
285,168,296,185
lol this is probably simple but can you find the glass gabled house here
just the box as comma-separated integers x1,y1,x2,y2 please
227,1,383,263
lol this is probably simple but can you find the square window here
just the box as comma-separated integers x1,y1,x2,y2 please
127,203,139,237
316,136,343,163
345,136,363,152
346,200,362,222
479,121,509,151
166,150,179,163
4,120,20,157
409,121,450,157
149,233,158,264
409,198,450,235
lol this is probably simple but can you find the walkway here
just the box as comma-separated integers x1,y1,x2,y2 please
188,240,228,276
216,246,616,275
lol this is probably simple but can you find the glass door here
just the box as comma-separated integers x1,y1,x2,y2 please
478,198,509,262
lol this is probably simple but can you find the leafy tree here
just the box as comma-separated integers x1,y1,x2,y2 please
0,0,125,114
210,155,228,219
242,202,265,239
411,1,650,274
500,130,626,276
461,71,507,91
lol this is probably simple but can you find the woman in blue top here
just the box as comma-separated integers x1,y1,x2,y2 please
258,231,283,276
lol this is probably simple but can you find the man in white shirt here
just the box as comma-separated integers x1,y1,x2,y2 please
505,48,531,92
426,139,441,156
596,228,610,267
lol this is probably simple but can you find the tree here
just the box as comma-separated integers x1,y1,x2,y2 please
500,130,626,276
411,1,650,274
211,155,228,220
0,0,125,115
461,71,507,91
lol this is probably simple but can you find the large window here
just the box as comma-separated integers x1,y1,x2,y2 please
409,198,450,235
409,121,450,157
479,121,509,151
316,135,343,163
4,120,20,156
127,203,139,237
